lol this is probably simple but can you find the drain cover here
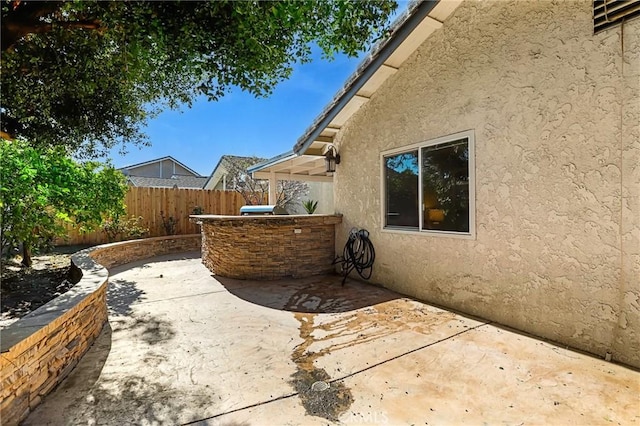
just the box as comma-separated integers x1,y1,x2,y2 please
311,381,330,392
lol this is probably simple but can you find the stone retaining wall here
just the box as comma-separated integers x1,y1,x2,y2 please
0,235,201,426
196,215,341,280
90,234,202,269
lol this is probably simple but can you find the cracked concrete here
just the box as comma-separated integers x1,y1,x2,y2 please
24,253,639,425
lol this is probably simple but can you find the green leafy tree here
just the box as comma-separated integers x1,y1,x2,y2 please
1,1,396,157
0,140,128,266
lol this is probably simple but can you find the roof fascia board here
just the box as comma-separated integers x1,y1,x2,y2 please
247,150,296,174
253,171,333,183
203,156,228,189
293,0,440,155
118,156,172,170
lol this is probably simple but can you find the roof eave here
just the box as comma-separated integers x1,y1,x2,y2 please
247,150,296,174
293,0,440,155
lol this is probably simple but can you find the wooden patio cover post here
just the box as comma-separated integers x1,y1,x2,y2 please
269,171,277,205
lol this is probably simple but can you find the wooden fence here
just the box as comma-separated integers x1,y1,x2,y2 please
58,187,246,246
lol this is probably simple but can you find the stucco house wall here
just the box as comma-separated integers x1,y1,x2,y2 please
333,1,639,367
289,181,334,215
307,181,335,215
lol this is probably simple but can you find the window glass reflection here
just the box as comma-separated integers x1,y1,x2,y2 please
384,150,419,228
422,139,469,232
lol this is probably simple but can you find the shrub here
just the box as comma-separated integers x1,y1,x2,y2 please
160,211,178,235
302,200,318,214
102,215,149,242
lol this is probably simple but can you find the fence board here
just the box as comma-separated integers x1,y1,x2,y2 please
58,187,246,246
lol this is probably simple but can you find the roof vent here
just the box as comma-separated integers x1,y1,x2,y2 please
594,0,640,33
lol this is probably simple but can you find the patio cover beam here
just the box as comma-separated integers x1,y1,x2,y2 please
254,171,333,183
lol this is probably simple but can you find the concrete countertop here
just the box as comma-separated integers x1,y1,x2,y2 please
191,214,342,220
191,214,343,225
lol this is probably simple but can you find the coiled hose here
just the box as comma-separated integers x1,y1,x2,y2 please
333,228,375,285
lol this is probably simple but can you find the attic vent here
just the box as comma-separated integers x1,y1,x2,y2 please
594,0,640,33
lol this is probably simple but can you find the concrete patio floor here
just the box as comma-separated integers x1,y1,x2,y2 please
25,252,639,425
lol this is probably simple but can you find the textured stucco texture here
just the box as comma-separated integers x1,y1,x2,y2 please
333,0,640,367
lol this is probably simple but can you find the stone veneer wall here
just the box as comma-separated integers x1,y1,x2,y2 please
197,215,341,280
90,234,201,269
0,235,201,426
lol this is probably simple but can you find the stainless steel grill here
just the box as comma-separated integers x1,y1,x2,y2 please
239,205,288,216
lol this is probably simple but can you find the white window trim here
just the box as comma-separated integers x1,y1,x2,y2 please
379,129,476,240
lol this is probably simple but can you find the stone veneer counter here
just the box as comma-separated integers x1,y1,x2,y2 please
193,214,342,280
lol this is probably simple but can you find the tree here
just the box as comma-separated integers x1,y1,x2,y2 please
1,1,397,157
221,156,308,212
0,140,128,266
276,181,309,212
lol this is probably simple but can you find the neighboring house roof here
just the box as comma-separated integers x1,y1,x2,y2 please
126,175,209,189
118,155,201,177
203,155,266,189
250,0,461,180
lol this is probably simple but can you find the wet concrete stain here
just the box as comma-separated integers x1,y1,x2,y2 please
282,277,396,313
287,287,458,421
290,313,354,421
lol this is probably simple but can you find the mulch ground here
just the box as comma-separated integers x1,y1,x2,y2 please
1,253,75,329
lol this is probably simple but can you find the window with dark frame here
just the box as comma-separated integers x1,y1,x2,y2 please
383,135,471,234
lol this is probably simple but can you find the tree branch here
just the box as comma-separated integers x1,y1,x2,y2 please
0,131,14,141
2,0,102,52
2,20,102,51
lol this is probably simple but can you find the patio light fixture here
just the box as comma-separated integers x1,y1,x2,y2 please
324,145,341,173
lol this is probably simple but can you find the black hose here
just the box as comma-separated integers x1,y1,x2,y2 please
332,228,375,285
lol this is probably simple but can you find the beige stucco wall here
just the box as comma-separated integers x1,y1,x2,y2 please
307,181,335,214
289,181,335,214
334,0,640,367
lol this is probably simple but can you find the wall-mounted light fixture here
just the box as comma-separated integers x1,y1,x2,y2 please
324,145,341,173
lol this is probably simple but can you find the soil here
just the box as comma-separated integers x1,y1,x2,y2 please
1,252,75,329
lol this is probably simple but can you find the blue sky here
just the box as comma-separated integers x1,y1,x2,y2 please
108,48,365,176
108,2,410,177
